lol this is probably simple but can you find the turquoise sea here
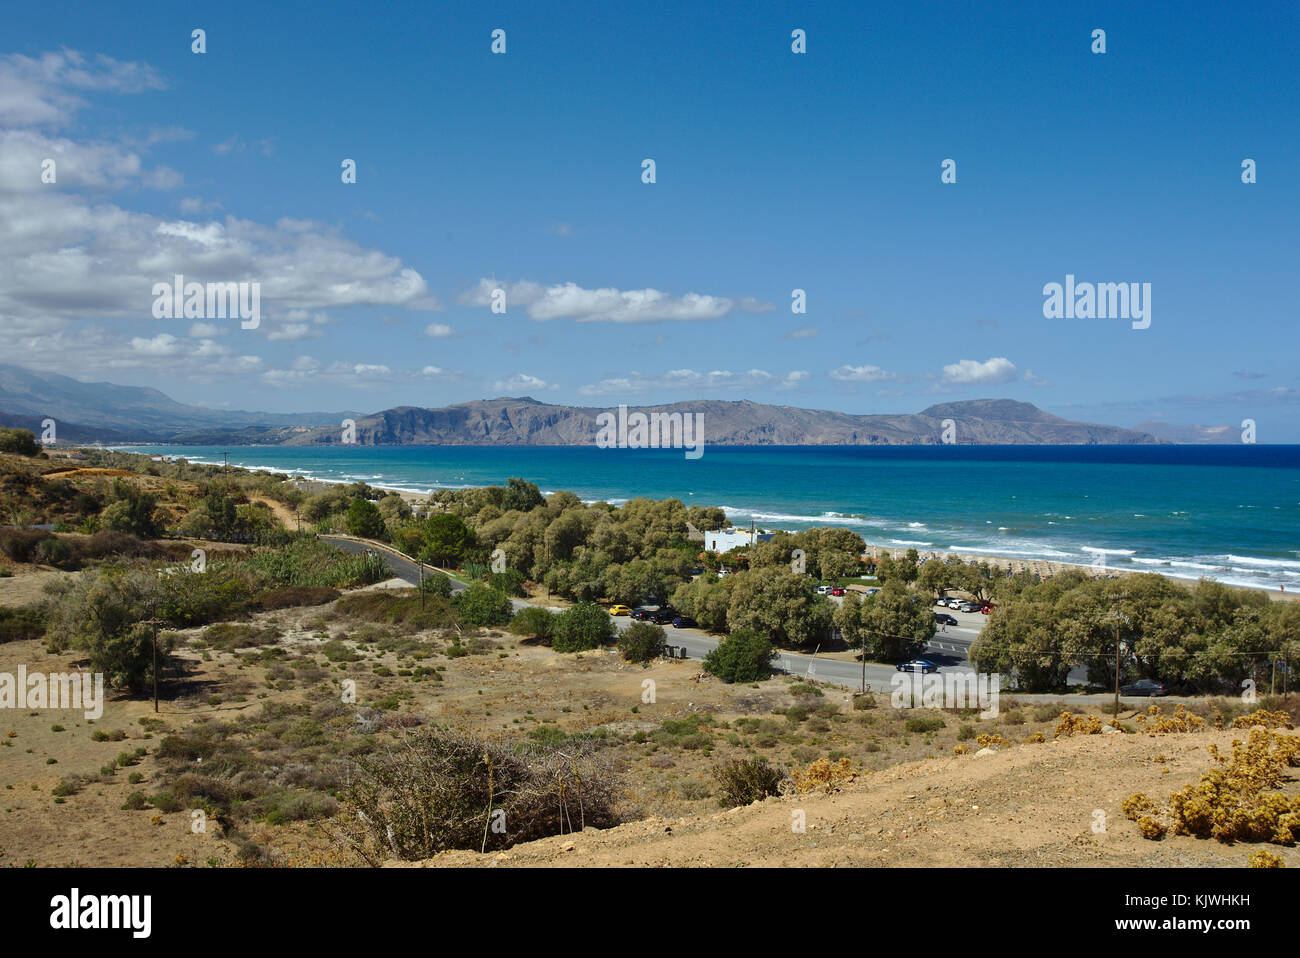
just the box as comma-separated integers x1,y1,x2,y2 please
125,444,1300,593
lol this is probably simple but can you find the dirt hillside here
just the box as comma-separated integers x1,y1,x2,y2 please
402,729,1299,868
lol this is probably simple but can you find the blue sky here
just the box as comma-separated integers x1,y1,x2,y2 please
1,0,1298,437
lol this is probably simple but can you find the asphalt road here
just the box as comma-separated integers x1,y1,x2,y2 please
320,535,1150,705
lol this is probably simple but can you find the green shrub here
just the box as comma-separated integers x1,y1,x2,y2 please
703,629,776,684
618,621,667,664
712,757,786,807
0,428,40,456
321,639,362,663
0,605,47,644
904,715,946,733
418,571,453,598
508,606,556,644
552,601,615,653
450,584,513,627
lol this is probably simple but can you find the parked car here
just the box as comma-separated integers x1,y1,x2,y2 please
980,603,995,614
958,601,979,613
815,585,833,595
830,587,846,596
896,659,939,674
651,608,677,625
629,608,654,621
1120,679,1170,696
671,615,697,629
934,596,950,606
609,605,632,616
934,613,957,626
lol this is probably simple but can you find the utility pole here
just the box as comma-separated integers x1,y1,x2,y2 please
141,617,164,713
1102,595,1130,719
419,557,425,610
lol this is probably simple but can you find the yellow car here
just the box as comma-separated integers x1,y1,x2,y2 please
609,605,632,616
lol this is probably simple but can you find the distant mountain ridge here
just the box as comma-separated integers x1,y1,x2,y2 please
0,364,356,442
265,396,1159,446
0,364,1161,446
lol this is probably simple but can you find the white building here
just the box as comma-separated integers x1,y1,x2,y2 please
704,529,773,554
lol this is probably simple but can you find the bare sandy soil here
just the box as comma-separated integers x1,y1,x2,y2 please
3,580,1295,869
411,729,1299,869
0,568,83,607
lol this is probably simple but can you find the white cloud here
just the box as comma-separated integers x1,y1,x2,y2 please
577,368,801,396
492,373,553,393
785,327,819,340
178,196,221,214
0,51,164,128
425,323,455,338
940,357,1018,385
130,333,181,356
0,128,180,193
828,364,900,383
0,50,436,382
460,279,767,324
267,323,320,341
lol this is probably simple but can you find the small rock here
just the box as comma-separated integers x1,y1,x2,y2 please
974,746,997,756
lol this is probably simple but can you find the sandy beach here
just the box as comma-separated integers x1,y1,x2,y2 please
863,544,1300,603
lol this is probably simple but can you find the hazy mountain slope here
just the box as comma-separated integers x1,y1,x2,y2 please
0,364,355,440
0,365,1160,445
276,397,1159,446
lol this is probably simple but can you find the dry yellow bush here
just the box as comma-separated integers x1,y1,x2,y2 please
1122,793,1156,821
790,757,858,794
975,733,1006,749
1054,712,1110,737
1166,729,1300,844
1138,816,1166,840
953,744,968,755
1127,729,1300,847
1249,849,1285,868
1136,704,1206,734
1022,732,1045,744
1232,709,1294,730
